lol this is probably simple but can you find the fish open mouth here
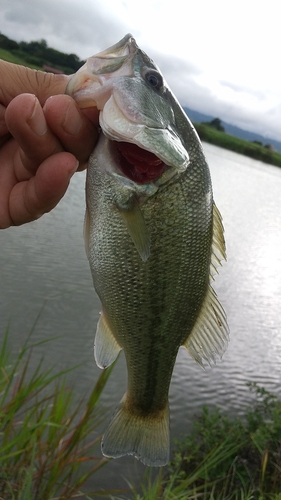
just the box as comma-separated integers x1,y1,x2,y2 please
115,142,167,184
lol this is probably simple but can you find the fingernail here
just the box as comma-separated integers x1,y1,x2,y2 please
63,102,83,135
28,97,48,136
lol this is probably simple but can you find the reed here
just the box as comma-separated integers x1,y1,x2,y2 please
0,325,116,499
125,383,281,500
2,322,281,499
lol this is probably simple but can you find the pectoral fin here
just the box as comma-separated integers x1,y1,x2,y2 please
117,199,151,262
95,311,122,369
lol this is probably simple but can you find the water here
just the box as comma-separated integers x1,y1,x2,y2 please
1,143,281,493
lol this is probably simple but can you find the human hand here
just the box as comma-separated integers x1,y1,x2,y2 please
0,61,99,229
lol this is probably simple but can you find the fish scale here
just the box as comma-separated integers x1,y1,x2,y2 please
86,154,211,413
66,34,228,466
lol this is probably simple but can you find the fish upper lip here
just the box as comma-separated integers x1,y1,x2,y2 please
93,33,137,59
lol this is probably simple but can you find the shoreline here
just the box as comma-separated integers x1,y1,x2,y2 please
193,122,281,168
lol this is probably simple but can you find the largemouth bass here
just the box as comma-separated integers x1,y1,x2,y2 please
66,34,228,466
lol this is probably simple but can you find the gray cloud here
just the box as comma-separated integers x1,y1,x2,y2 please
219,80,268,101
1,0,280,142
2,0,129,58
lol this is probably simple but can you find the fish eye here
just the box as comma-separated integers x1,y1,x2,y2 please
144,69,163,90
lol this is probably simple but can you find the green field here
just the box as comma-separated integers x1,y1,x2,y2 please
0,47,42,69
194,122,281,168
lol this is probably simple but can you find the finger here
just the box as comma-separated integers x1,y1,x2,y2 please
44,95,99,169
0,60,68,106
0,103,10,148
0,103,8,135
8,152,79,227
5,93,65,178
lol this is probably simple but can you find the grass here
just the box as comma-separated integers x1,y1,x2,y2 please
0,47,42,69
126,383,281,500
1,321,281,499
0,323,118,499
194,123,281,168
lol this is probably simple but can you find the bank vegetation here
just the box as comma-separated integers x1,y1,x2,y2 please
1,328,281,499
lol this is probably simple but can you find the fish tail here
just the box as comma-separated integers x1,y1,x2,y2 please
101,394,170,466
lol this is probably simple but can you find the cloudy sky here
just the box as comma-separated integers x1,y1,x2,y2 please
1,0,280,141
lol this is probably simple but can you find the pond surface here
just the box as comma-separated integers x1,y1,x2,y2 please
1,142,281,494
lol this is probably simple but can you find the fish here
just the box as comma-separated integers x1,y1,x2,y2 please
66,34,229,467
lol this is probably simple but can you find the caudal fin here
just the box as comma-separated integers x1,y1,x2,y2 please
101,394,170,466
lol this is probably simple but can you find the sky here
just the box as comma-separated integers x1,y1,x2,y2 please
1,0,280,141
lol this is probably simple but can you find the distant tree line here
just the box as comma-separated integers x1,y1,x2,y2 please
200,115,275,151
202,117,225,132
194,121,280,167
0,32,85,74
252,140,274,151
201,118,274,150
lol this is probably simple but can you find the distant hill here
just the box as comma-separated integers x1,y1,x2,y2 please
183,107,281,154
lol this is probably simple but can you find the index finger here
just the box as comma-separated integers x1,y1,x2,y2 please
0,60,68,106
44,94,99,168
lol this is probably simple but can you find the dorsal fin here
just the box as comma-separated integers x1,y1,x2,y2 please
183,285,229,367
183,203,229,366
210,203,226,279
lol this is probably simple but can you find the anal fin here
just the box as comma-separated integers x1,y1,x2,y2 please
94,311,122,369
